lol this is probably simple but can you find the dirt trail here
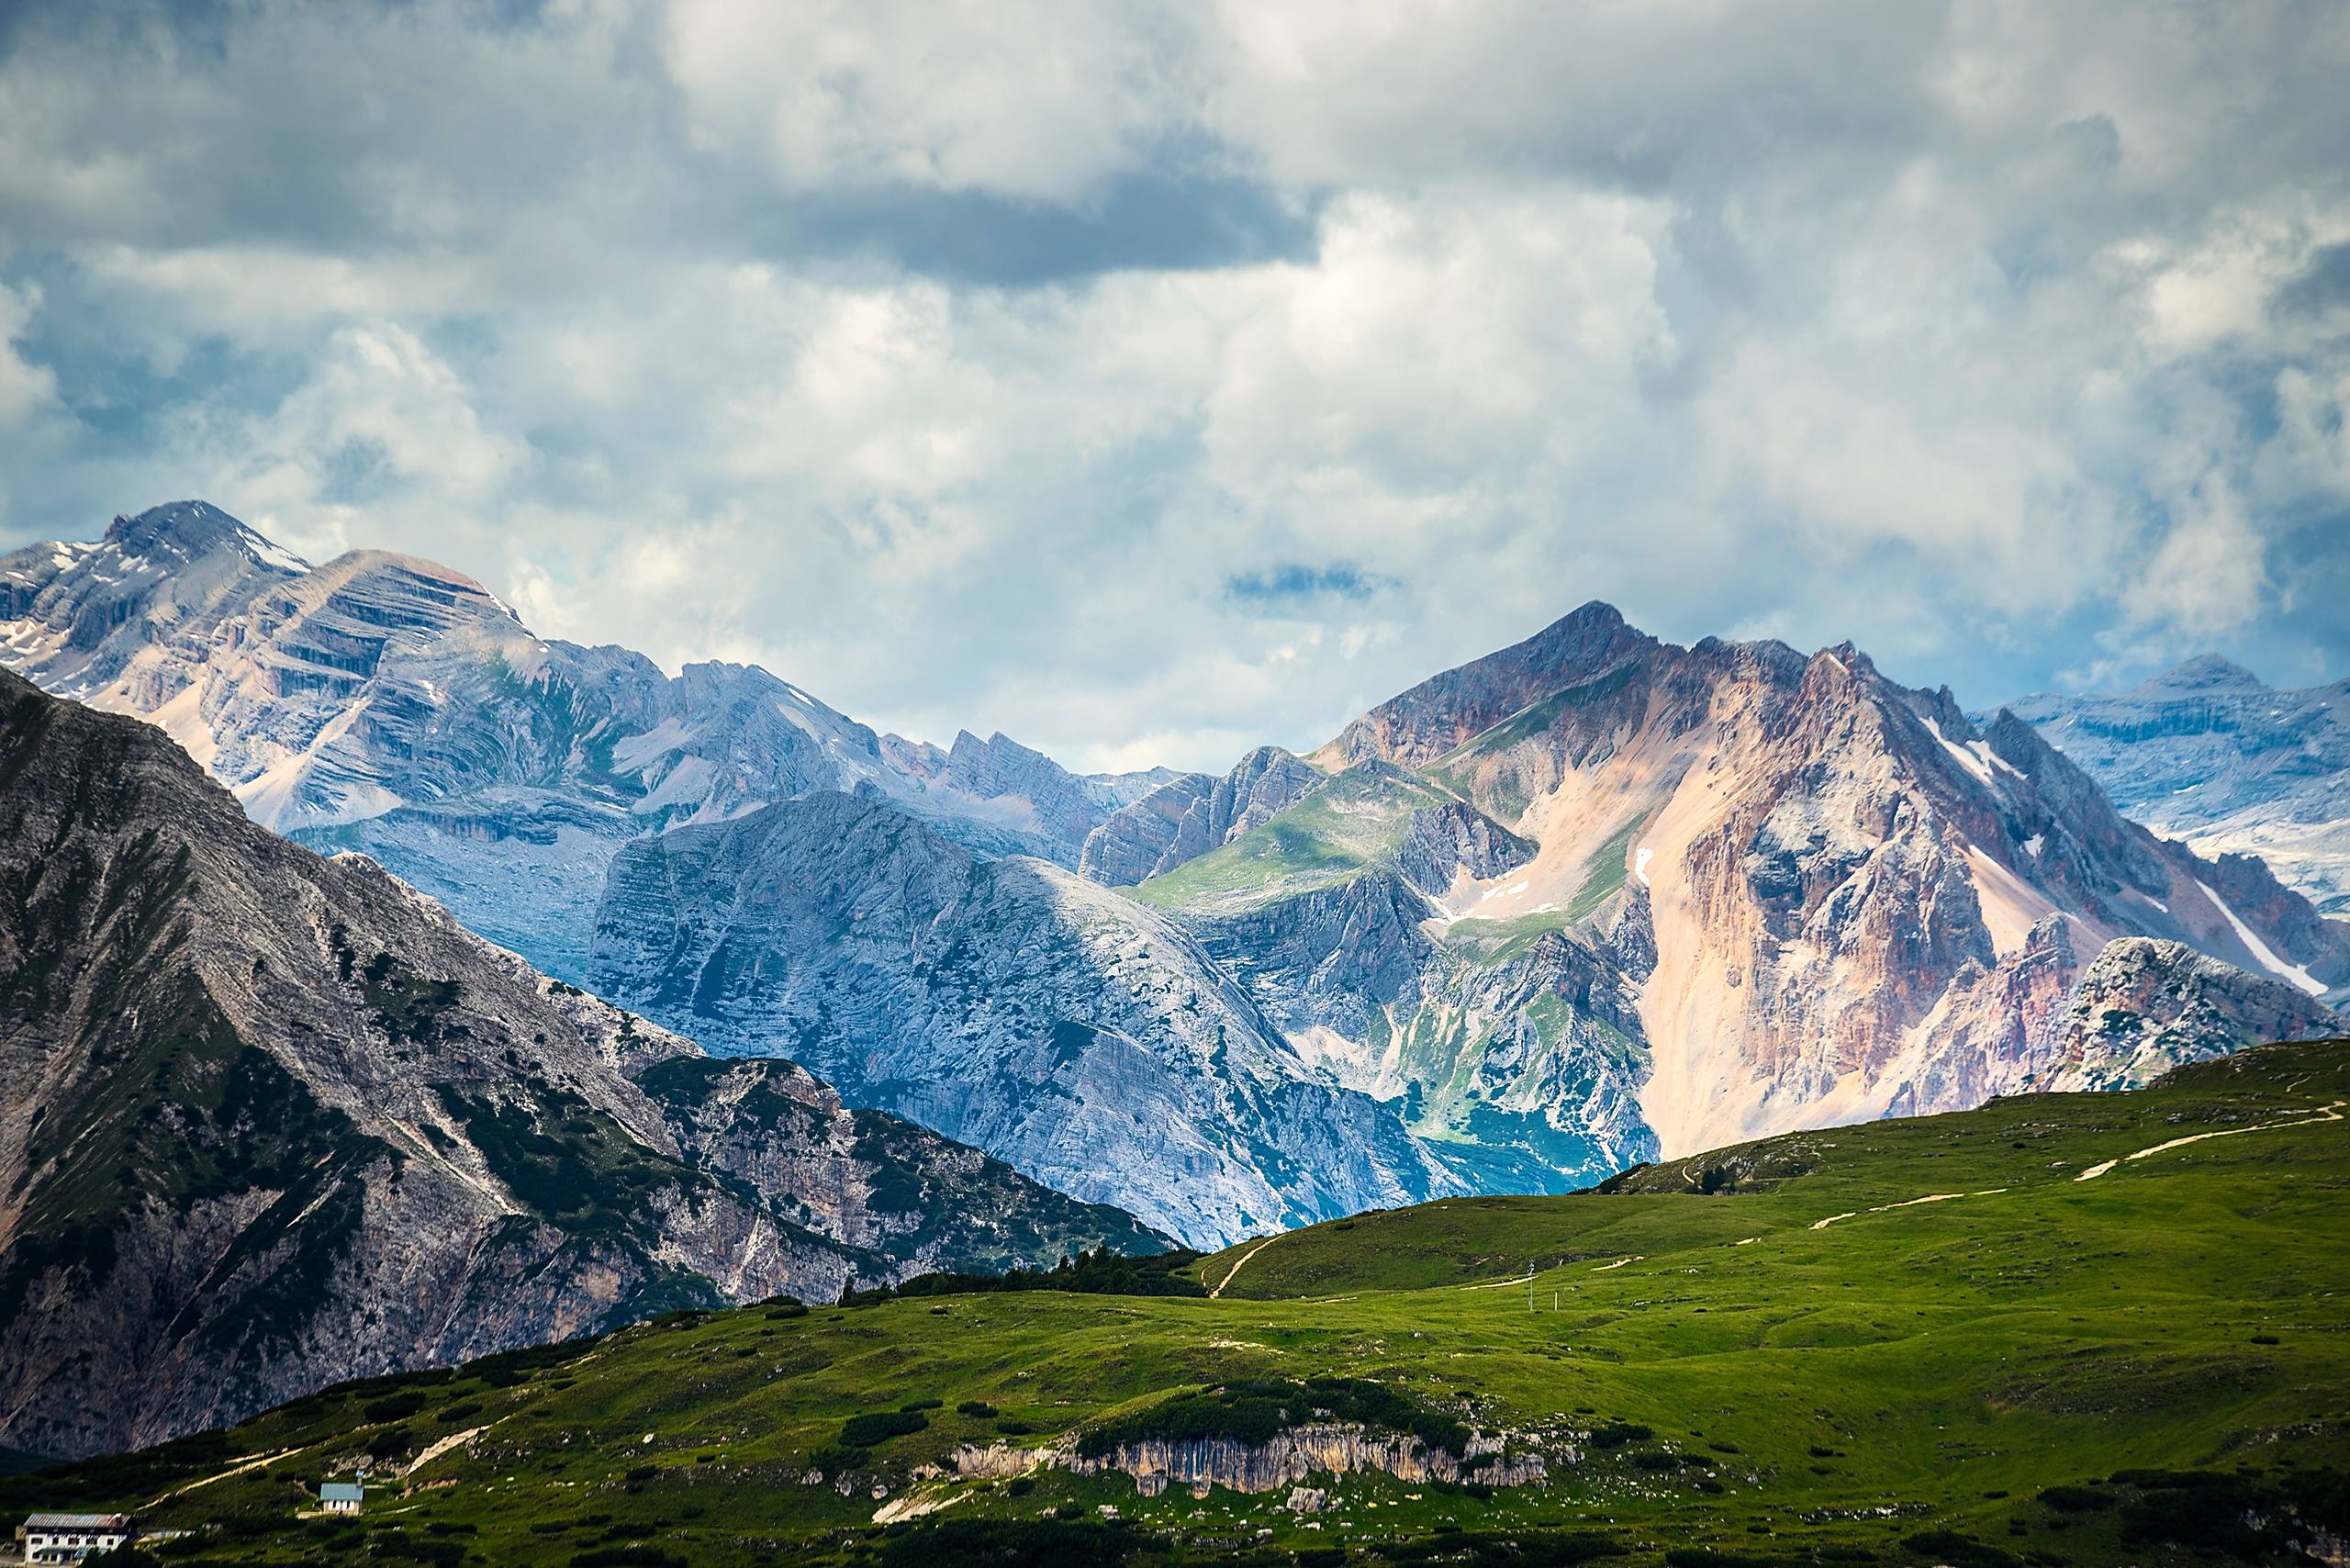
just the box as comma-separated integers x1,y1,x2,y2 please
1809,1189,2004,1231
405,1424,487,1477
1461,1272,1537,1291
146,1444,311,1506
2075,1099,2344,1182
1209,1235,1280,1298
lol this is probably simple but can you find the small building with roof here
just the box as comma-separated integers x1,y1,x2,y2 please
19,1512,134,1562
319,1480,365,1515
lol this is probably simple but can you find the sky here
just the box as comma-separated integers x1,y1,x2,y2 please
1,1,2346,773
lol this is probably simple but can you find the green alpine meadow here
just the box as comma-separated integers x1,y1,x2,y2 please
11,1036,2344,1566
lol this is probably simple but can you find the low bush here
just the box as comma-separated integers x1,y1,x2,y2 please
1902,1530,2015,1568
842,1409,930,1448
1587,1422,1653,1450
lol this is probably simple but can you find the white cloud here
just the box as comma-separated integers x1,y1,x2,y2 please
175,322,528,562
662,0,1203,203
0,0,2344,767
2124,472,2270,638
0,283,58,426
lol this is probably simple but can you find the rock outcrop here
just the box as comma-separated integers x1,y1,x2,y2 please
951,1426,1549,1495
1079,745,1322,885
2037,937,2345,1091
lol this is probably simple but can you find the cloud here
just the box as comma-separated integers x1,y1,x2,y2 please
2123,472,2270,638
662,0,1205,204
0,0,2344,768
0,281,58,426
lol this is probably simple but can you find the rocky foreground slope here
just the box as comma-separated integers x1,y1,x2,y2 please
2011,655,2350,918
0,671,1159,1459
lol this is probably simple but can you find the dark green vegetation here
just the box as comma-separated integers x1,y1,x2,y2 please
6,1039,2345,1566
842,1246,1208,1305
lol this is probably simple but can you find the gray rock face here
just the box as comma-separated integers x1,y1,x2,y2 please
1077,771,1215,884
2010,656,2350,917
1395,801,1537,895
0,503,1147,981
1057,1424,1548,1494
1079,745,1321,884
586,790,1466,1246
2037,936,2345,1091
879,729,1171,866
1196,872,1440,1036
0,672,1163,1460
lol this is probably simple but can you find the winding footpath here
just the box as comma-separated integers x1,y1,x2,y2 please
2074,1098,2345,1182
1209,1234,1281,1299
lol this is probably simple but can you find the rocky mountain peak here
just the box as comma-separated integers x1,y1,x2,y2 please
2144,653,2265,692
305,546,518,627
104,500,299,571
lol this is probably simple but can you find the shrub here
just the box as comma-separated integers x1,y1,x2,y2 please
1588,1422,1653,1450
1903,1530,2015,1568
2037,1484,2111,1513
363,1391,430,1424
957,1401,999,1418
568,1551,688,1568
1078,1376,1468,1461
842,1409,930,1448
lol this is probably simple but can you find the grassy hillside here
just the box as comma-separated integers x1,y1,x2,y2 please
8,1040,2346,1568
1128,764,1455,914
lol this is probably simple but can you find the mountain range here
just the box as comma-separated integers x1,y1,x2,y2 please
0,666,1159,1459
0,502,1168,980
1,503,2344,1255
2010,655,2350,919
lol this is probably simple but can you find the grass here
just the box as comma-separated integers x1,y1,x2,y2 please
5,1039,2345,1566
1128,765,1456,914
1560,816,1643,926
